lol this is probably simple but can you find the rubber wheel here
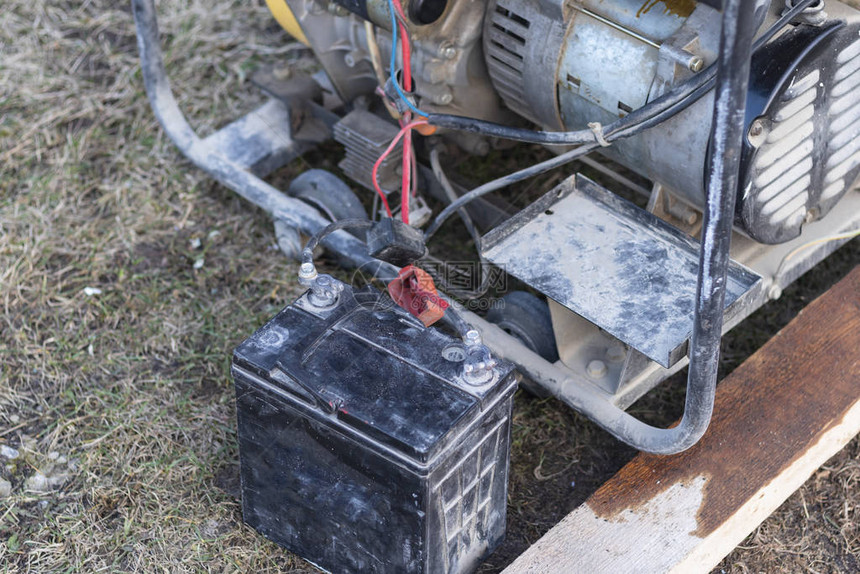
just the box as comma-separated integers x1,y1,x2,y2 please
288,170,368,237
487,292,559,397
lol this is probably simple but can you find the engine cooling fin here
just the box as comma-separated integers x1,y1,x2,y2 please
484,1,533,122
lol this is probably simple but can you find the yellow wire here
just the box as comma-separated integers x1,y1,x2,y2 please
364,21,387,86
781,228,860,265
772,228,860,290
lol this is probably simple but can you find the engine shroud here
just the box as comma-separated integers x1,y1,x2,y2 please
739,20,860,243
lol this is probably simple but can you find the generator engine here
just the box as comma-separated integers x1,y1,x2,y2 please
269,0,860,243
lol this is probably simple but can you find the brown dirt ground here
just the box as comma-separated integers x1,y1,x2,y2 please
0,1,857,572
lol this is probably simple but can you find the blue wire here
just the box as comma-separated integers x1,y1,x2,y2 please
386,0,427,118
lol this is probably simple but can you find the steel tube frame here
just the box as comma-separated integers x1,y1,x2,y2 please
132,0,755,454
571,0,758,453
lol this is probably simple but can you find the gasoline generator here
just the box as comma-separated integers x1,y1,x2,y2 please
132,0,860,571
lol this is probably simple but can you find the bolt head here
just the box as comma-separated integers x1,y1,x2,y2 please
689,57,704,73
749,120,764,136
586,359,607,379
606,344,627,363
747,118,767,147
768,284,783,300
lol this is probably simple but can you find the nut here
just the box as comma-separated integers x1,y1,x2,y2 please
464,330,482,347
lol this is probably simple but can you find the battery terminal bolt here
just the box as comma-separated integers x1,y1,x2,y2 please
462,331,498,386
299,263,343,308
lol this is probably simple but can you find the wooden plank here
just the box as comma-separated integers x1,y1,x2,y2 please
504,266,860,574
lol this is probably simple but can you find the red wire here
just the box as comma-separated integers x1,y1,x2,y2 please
392,0,411,92
393,0,414,224
373,119,428,217
375,0,416,223
401,113,413,224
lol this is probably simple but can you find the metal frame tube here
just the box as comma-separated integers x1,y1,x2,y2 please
132,0,755,454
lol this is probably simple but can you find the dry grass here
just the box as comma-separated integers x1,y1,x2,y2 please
0,1,857,573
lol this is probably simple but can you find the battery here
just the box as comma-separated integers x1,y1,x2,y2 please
231,282,518,574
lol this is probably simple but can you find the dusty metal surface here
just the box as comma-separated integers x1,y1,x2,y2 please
483,174,760,368
199,99,306,178
334,109,402,192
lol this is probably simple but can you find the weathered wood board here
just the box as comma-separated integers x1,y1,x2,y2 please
504,266,860,574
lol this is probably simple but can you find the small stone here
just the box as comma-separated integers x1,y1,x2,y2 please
47,451,59,461
57,456,67,465
0,478,11,497
9,415,19,424
193,258,205,270
48,473,69,488
26,473,50,493
190,237,202,249
0,445,19,460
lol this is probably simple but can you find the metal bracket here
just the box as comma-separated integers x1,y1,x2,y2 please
483,174,761,368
